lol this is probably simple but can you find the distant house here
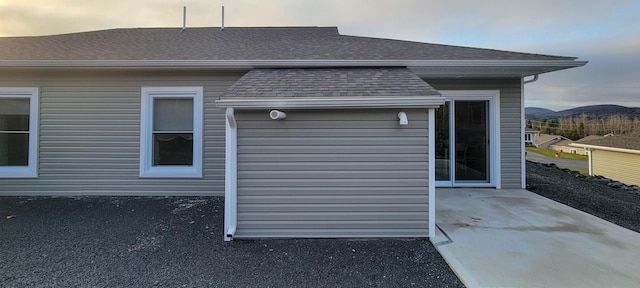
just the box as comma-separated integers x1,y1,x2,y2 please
571,133,640,186
534,134,570,149
550,135,610,155
524,127,539,146
0,26,585,240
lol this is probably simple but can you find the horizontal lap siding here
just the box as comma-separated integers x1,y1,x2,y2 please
592,150,640,187
0,70,242,195
425,78,522,188
235,109,429,238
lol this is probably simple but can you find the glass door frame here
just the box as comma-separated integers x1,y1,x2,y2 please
435,90,501,188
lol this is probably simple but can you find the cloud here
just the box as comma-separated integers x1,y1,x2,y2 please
525,31,640,111
0,0,208,36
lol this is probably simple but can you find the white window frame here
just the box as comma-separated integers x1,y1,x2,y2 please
0,87,39,178
140,87,203,178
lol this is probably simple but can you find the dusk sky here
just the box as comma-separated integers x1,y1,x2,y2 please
1,0,638,111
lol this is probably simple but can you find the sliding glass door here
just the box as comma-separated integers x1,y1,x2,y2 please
436,98,492,186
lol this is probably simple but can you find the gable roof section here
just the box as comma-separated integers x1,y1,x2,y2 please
572,133,640,153
0,27,572,61
576,135,607,142
0,27,586,76
549,139,573,147
216,68,444,109
535,134,570,147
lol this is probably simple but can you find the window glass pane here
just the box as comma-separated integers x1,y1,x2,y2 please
0,98,30,131
153,98,193,131
435,102,450,181
455,101,489,182
153,133,193,165
0,133,29,166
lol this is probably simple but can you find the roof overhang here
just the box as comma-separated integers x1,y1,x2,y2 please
0,59,587,77
216,67,443,109
569,143,640,155
215,96,445,109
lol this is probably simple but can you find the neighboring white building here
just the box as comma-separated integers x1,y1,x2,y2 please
524,127,539,146
571,133,640,187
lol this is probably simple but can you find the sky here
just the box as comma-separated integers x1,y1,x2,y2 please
0,0,639,111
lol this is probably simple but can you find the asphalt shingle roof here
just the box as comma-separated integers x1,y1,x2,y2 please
535,134,569,147
221,68,440,99
575,133,640,151
0,27,576,61
576,135,607,142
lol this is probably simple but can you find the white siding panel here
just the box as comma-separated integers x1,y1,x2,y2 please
592,150,640,187
0,70,242,195
234,109,430,238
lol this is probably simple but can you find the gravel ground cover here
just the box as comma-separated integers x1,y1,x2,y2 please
526,161,640,233
0,196,463,287
4,162,636,287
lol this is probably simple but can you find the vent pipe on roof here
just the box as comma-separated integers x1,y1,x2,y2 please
221,6,225,31
182,6,186,31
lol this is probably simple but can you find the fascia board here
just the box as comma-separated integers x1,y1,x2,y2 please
569,143,640,155
215,97,446,109
0,59,587,70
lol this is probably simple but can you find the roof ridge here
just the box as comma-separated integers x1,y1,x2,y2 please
0,26,341,39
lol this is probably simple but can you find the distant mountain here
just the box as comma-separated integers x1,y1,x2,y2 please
525,107,556,119
526,105,640,120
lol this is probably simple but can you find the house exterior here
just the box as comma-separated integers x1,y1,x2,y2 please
549,139,575,153
571,133,640,186
0,27,585,240
550,135,609,155
524,127,539,146
534,134,570,149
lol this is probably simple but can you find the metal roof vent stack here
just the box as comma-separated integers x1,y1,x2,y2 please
221,6,225,31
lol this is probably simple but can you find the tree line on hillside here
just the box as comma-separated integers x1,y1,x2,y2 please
527,114,640,140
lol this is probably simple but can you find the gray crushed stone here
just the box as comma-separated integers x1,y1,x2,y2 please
526,161,640,233
0,196,464,287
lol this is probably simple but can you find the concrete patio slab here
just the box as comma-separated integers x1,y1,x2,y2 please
432,188,640,288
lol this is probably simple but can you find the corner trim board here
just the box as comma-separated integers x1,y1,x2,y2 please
428,108,436,238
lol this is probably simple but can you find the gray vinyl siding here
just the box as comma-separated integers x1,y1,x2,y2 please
592,150,640,187
0,70,243,195
425,78,523,188
234,109,429,238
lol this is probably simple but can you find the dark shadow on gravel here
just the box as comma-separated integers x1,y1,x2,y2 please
526,161,640,233
0,196,463,287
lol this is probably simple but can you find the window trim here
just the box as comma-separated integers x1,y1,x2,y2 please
140,87,203,178
0,87,39,178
